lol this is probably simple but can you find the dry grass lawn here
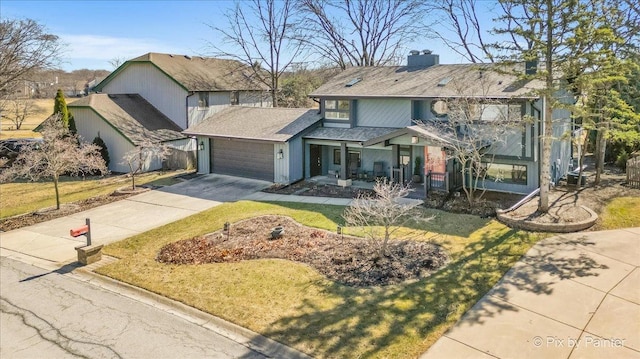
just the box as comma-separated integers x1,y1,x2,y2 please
0,98,59,139
599,197,640,229
98,201,545,358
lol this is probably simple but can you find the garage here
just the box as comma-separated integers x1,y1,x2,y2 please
211,138,274,181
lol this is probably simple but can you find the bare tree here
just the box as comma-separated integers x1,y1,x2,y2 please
208,0,304,107
0,18,62,94
425,0,495,63
0,116,107,210
298,0,425,69
416,82,524,206
108,56,127,69
343,179,426,257
121,140,170,190
2,98,35,130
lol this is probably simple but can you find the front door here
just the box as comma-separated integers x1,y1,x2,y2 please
310,144,322,177
399,145,411,183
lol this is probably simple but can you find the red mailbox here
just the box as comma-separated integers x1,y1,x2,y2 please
70,225,89,237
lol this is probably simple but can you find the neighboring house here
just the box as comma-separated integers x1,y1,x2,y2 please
71,52,271,173
68,94,191,173
93,52,271,130
302,51,573,194
185,107,321,183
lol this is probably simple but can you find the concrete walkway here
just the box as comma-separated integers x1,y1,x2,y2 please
421,227,640,359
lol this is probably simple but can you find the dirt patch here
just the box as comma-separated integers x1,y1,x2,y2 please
499,160,640,230
264,181,374,199
156,215,449,287
425,190,524,218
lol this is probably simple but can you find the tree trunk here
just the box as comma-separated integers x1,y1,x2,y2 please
131,174,136,190
595,125,607,185
53,174,61,210
539,95,553,212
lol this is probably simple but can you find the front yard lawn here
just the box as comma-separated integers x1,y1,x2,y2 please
0,171,185,219
98,200,544,358
598,196,640,229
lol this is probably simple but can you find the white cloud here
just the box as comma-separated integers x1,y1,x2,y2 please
60,33,189,62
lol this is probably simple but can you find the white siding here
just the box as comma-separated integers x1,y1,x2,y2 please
551,107,572,183
187,91,271,127
274,142,289,183
240,91,270,107
196,136,210,174
73,107,136,173
102,63,188,128
357,99,412,127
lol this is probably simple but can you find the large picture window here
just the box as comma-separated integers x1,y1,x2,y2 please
325,100,350,120
484,163,527,184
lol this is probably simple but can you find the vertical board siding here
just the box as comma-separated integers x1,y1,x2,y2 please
274,142,290,183
73,107,135,173
197,136,210,173
287,137,304,183
188,92,231,127
357,99,412,127
102,63,188,128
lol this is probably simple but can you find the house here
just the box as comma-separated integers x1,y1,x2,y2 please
68,94,190,173
93,52,271,129
72,52,271,173
184,107,321,183
302,51,573,194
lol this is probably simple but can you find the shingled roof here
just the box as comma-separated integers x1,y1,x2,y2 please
310,63,543,99
184,107,321,142
96,52,267,92
68,94,185,145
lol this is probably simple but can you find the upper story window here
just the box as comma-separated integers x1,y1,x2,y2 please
325,99,350,121
198,92,209,109
230,91,240,106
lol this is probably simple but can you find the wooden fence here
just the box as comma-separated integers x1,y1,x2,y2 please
628,156,640,188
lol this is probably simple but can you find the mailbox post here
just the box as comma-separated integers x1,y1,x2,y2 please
70,218,91,246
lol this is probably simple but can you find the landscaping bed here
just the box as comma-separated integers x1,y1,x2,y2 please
264,180,374,198
157,215,449,287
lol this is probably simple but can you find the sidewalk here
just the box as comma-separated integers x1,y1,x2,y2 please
421,227,640,359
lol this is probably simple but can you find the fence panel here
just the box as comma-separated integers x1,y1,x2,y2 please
628,157,640,188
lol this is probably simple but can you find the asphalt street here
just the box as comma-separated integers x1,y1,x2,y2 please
0,257,265,359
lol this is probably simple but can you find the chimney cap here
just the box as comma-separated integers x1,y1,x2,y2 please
409,50,420,56
422,49,433,55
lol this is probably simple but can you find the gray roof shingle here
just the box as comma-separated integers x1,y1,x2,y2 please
68,94,185,145
184,107,322,142
97,52,268,92
304,127,399,142
310,63,543,99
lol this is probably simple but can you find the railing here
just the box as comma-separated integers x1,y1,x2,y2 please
628,156,640,188
425,171,449,193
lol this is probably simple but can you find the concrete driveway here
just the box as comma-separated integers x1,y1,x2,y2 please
0,174,271,266
421,227,640,359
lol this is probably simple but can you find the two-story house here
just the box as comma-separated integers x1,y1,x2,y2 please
70,52,270,173
302,51,573,195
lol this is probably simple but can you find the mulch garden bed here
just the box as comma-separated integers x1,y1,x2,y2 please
156,215,449,287
264,181,374,198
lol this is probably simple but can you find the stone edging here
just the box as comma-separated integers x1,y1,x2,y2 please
496,205,598,232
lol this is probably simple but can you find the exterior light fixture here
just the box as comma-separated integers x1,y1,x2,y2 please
199,141,204,151
411,136,419,144
277,149,284,159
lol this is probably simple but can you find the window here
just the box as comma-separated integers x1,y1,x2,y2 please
198,92,209,108
333,149,341,165
230,91,239,106
325,99,350,120
484,163,527,184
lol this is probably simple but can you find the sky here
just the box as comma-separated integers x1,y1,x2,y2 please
2,0,489,72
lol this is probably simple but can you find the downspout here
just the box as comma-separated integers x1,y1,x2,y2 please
186,91,197,172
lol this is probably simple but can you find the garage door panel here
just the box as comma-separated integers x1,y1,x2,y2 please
212,139,273,181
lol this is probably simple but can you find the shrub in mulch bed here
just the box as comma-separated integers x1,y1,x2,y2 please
156,215,449,287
